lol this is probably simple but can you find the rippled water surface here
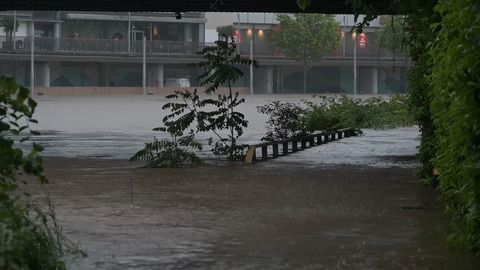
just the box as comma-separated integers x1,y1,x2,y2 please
24,96,480,269
31,96,419,167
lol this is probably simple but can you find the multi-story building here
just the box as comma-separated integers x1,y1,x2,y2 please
0,11,409,95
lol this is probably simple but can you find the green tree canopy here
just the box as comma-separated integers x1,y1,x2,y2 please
272,14,340,93
378,15,409,54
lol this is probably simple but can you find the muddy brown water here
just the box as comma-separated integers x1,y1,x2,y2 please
21,97,479,268
27,158,479,270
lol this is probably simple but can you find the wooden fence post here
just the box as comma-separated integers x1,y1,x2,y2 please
292,140,298,152
261,145,268,160
245,145,256,163
283,142,289,155
273,143,279,157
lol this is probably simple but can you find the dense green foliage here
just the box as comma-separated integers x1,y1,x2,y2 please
272,14,339,93
130,90,203,168
257,101,308,141
130,134,201,168
0,76,70,269
378,15,409,54
340,0,480,255
305,95,414,131
428,0,480,253
404,2,439,184
258,95,414,141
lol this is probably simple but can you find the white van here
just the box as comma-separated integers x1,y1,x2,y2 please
165,78,191,88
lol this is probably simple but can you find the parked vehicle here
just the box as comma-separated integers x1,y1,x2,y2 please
165,77,191,88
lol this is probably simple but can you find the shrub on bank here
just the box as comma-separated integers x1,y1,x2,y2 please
346,0,480,255
0,76,73,269
257,101,309,141
304,95,415,131
258,95,415,141
428,0,480,254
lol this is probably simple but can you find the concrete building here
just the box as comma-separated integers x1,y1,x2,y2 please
205,13,409,95
0,11,409,95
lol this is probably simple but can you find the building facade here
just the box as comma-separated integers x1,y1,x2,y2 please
0,11,409,95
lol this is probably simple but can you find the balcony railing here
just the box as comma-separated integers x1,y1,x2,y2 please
0,36,408,60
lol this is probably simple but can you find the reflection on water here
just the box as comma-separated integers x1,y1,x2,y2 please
33,159,479,269
30,127,419,169
23,96,477,269
28,95,420,168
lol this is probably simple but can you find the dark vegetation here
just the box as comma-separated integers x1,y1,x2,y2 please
339,0,480,256
256,101,309,141
258,95,414,141
131,36,255,166
0,76,75,269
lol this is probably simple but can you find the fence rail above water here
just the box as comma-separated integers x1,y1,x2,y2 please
244,128,360,163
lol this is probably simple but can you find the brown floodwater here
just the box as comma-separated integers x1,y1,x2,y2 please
27,157,479,270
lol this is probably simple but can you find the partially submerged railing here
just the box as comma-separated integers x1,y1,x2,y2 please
244,128,359,163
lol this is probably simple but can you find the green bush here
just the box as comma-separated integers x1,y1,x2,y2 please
0,76,72,269
429,0,480,254
258,95,414,141
304,95,415,132
130,134,202,168
257,101,309,141
342,0,480,257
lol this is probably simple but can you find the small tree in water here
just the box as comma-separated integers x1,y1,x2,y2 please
130,89,203,168
197,35,256,161
131,36,255,165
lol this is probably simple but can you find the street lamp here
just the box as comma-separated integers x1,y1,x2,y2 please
236,13,241,54
127,12,131,53
247,28,254,95
352,32,357,97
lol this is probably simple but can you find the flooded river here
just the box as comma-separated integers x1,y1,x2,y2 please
25,96,480,269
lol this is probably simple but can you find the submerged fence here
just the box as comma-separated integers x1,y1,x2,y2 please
244,128,359,163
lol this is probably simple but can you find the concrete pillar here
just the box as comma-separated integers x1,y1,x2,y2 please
275,66,282,93
265,66,274,94
36,63,50,87
184,24,192,42
253,66,274,94
54,22,61,50
372,67,378,95
27,21,34,36
358,67,379,95
102,63,111,86
155,64,164,87
198,24,205,43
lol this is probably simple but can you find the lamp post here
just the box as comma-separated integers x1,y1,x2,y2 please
30,32,35,96
247,27,254,95
127,12,131,53
13,11,16,51
352,32,357,97
237,13,241,55
142,34,146,95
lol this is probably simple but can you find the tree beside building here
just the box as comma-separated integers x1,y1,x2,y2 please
272,14,340,93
